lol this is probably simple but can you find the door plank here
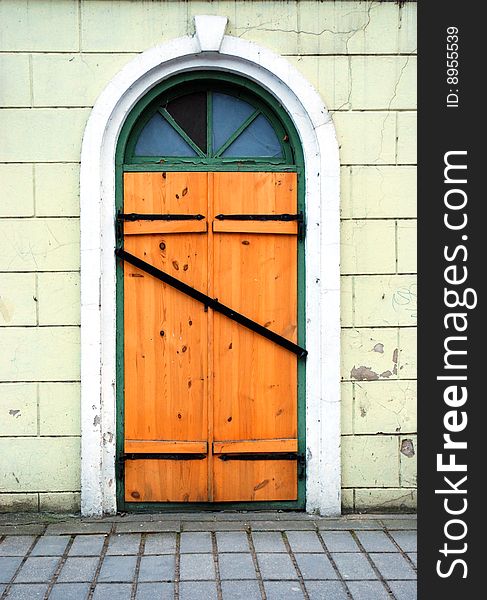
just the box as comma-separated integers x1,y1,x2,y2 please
124,221,207,235
125,440,207,453
213,439,297,454
212,221,297,235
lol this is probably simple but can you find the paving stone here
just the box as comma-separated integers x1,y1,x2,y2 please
294,553,338,580
331,553,378,580
30,536,70,557
387,579,417,600
407,552,417,567
257,553,297,580
347,580,391,600
180,532,213,553
218,553,256,580
251,520,315,531
14,556,60,583
355,531,398,552
135,582,174,600
382,518,417,530
0,526,45,536
49,582,90,600
317,519,383,530
179,553,215,580
369,553,416,579
220,579,262,600
320,531,359,552
98,556,137,582
390,530,417,552
264,580,305,599
215,532,250,552
92,583,132,600
143,533,177,555
5,583,49,599
57,556,99,582
106,534,141,555
115,521,180,533
252,532,287,553
285,531,324,553
138,555,175,582
181,522,247,532
69,535,107,556
0,536,36,556
179,580,218,599
0,557,23,583
46,522,112,535
305,580,349,600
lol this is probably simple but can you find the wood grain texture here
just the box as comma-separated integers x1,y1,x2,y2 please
212,220,297,235
124,221,207,235
125,458,208,502
213,439,297,454
125,440,207,453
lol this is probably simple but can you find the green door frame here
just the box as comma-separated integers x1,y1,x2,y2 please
115,71,306,512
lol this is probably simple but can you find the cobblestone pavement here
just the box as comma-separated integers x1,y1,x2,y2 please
0,513,416,600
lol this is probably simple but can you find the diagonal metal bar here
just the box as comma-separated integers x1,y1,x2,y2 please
158,108,206,157
116,248,307,359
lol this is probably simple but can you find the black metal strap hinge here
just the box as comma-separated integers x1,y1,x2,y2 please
217,452,306,480
116,248,307,359
117,452,207,479
215,213,303,222
117,213,205,222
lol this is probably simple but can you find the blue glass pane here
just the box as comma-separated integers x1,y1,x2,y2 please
212,93,255,152
222,114,283,158
134,113,197,157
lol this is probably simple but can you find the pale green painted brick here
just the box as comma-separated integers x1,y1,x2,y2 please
0,493,38,512
341,220,396,275
0,54,31,107
81,0,189,52
286,56,351,111
397,112,417,164
341,382,353,435
353,275,417,327
35,164,80,217
297,1,402,55
398,327,417,380
398,2,417,53
350,56,416,110
340,275,353,327
33,53,138,107
39,382,80,436
39,492,80,512
0,218,79,272
0,383,37,436
0,0,79,51
340,166,351,218
37,272,80,326
355,488,416,511
342,435,399,487
0,273,37,326
400,435,417,487
397,220,417,273
0,109,90,162
341,166,417,219
0,327,80,382
0,164,35,217
333,112,396,165
0,436,80,492
341,488,354,511
342,327,399,382
354,380,417,435
234,1,298,55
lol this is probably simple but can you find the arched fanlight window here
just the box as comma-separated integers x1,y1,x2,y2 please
124,81,295,165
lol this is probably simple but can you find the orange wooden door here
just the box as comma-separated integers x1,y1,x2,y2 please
122,171,299,503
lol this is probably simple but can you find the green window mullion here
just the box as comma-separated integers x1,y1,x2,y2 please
207,90,213,157
213,109,261,158
157,108,206,157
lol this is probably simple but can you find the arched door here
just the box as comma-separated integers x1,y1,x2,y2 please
116,74,306,509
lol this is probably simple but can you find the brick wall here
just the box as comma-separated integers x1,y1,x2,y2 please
0,0,417,512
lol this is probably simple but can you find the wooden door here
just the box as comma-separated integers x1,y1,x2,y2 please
122,171,299,503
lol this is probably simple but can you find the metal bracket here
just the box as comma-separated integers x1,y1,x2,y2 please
217,452,306,480
215,213,303,222
117,213,205,222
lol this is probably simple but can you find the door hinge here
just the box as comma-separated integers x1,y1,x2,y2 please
117,213,205,222
297,453,306,480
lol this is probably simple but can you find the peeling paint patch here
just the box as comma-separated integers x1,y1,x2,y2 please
351,365,379,381
373,343,384,353
400,438,415,458
93,415,100,427
8,409,21,418
380,370,392,378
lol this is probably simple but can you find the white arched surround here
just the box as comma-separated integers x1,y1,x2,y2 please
80,19,341,517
